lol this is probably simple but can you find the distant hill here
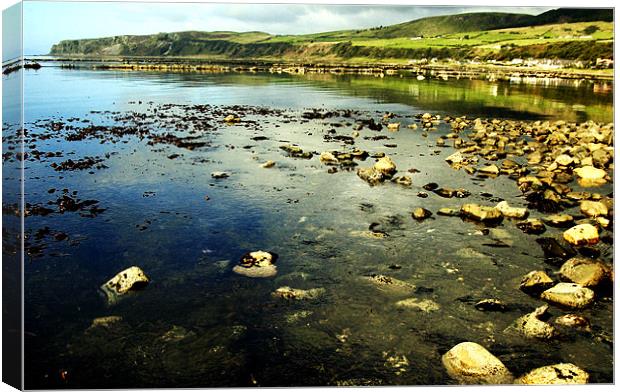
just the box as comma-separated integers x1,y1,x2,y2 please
49,8,613,64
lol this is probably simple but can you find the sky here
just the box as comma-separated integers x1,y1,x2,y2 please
20,0,558,55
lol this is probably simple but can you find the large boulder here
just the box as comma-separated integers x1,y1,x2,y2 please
100,266,150,305
540,283,595,309
559,257,608,287
442,342,514,384
515,363,589,384
232,250,278,278
563,224,599,246
460,204,503,223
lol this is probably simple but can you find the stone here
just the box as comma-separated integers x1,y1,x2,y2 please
515,363,589,384
513,305,557,339
100,266,150,305
460,204,503,223
364,274,415,295
478,164,499,176
211,171,230,179
224,114,240,123
395,297,440,312
519,271,554,295
437,208,461,217
445,151,465,165
554,314,591,331
563,224,599,246
357,167,386,185
475,299,507,312
320,151,339,165
272,286,325,300
412,207,432,220
542,214,574,227
387,122,400,131
541,283,595,309
392,176,412,186
516,219,546,235
559,257,608,287
88,316,123,330
373,156,397,176
442,342,514,384
261,160,276,168
495,201,528,219
574,165,606,180
233,250,278,278
554,154,574,166
579,200,608,218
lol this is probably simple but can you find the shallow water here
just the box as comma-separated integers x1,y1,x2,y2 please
2,67,613,387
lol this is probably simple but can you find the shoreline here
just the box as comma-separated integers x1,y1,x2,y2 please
28,56,614,82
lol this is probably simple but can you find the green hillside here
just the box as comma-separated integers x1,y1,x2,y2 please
49,8,614,65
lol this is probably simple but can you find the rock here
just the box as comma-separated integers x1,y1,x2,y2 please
516,218,546,234
100,266,150,305
357,167,386,185
88,316,123,330
272,286,325,300
261,160,276,168
536,237,576,262
554,314,591,331
412,207,432,220
579,200,608,218
364,274,415,295
320,151,339,165
232,251,278,278
543,214,574,227
211,171,230,179
387,122,400,131
224,114,240,123
442,342,514,384
495,201,528,219
478,164,499,176
422,182,439,191
460,204,503,223
160,325,194,342
513,305,557,339
373,156,397,175
554,154,574,166
435,187,470,198
395,297,440,312
559,257,608,287
540,283,595,309
392,175,412,186
574,165,606,180
563,224,599,246
445,151,465,165
515,363,589,384
475,299,507,312
519,271,554,295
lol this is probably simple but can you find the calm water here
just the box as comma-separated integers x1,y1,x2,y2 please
2,66,613,388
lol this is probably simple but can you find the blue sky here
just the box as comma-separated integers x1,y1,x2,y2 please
22,1,555,55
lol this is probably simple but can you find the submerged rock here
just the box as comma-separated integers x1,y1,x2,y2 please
475,299,507,312
460,204,503,223
100,266,150,305
395,297,440,312
513,305,557,339
232,250,278,278
392,175,412,186
540,283,595,309
437,207,461,217
519,270,554,295
559,257,609,287
88,316,123,330
261,160,276,168
442,342,514,384
563,224,599,246
495,201,528,219
516,219,546,235
272,286,325,300
363,274,415,295
211,171,230,179
515,363,589,384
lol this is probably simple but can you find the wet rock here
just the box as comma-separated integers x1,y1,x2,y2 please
422,182,439,191
272,286,325,300
357,167,386,185
563,224,599,246
515,363,589,384
232,250,278,278
417,191,428,198
100,266,150,305
579,200,608,218
540,283,595,309
224,114,240,123
211,171,230,179
513,305,557,339
392,175,412,186
554,314,591,331
435,188,471,198
460,204,503,223
554,154,574,167
516,219,546,235
395,297,440,312
536,237,576,262
412,207,432,220
559,257,608,287
88,316,123,330
374,156,397,176
445,151,465,165
387,122,400,131
261,160,276,168
543,214,574,227
478,164,499,176
160,325,195,342
363,274,415,295
437,208,461,217
574,165,606,181
319,151,339,165
280,144,313,159
442,342,514,384
519,271,554,295
475,299,507,312
496,201,528,219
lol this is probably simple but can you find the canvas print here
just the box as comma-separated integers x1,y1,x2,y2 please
1,0,614,388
